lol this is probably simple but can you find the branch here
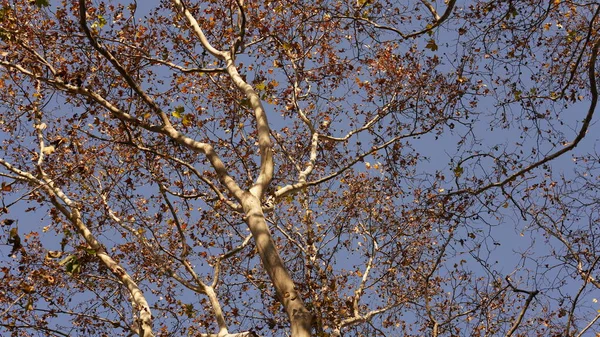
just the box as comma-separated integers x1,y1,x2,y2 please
31,80,49,169
170,0,271,200
78,0,172,128
1,7,249,207
504,278,539,337
337,300,404,331
423,231,455,333
352,238,377,317
211,234,252,288
140,55,226,73
156,181,231,335
200,332,260,337
0,322,70,337
269,217,308,255
159,186,191,257
420,0,441,20
231,0,246,55
225,62,273,199
0,293,26,318
0,58,158,132
448,38,600,197
0,157,156,337
565,277,588,337
82,129,243,212
100,181,231,336
338,0,456,39
576,311,600,337
332,230,399,334
170,0,226,59
171,0,273,199
319,97,397,142
275,124,437,199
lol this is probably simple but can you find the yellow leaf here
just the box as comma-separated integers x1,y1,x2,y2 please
172,105,185,118
255,82,266,91
182,114,193,127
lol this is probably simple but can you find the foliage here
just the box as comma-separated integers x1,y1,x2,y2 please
0,0,600,336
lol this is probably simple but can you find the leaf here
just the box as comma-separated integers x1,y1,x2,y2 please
255,81,266,91
453,165,464,178
183,303,195,318
8,227,22,255
508,4,518,18
19,282,35,294
45,250,63,260
59,255,81,275
172,105,184,119
182,113,193,127
425,24,434,36
240,98,251,109
58,255,72,266
514,90,522,100
97,15,107,28
34,0,50,7
425,39,438,51
25,297,34,311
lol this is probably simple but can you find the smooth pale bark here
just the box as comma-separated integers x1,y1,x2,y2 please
241,193,313,337
169,1,314,335
0,158,155,337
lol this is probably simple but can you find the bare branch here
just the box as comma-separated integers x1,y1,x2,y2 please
140,55,226,73
0,157,156,337
575,311,600,337
211,234,253,288
505,279,539,337
448,39,600,197
170,0,227,59
78,0,172,128
275,124,436,199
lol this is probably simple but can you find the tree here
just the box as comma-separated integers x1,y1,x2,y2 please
0,0,599,336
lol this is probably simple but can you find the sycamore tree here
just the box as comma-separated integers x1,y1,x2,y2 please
1,0,600,336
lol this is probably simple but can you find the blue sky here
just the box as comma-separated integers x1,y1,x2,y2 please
2,1,600,336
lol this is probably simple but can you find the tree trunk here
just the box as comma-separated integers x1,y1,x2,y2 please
241,193,313,337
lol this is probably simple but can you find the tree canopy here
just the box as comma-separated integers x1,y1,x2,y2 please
1,0,600,336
